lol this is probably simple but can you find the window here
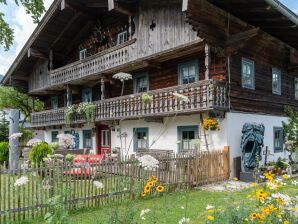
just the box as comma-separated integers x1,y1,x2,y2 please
82,88,92,102
51,131,59,143
177,126,199,151
117,31,128,45
133,73,149,93
79,49,87,60
133,128,149,151
272,68,281,95
273,127,283,153
178,60,199,85
83,130,92,148
51,96,58,109
242,58,255,89
295,78,298,100
64,93,72,107
101,130,109,147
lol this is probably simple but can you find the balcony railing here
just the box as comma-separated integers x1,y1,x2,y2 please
31,80,228,127
50,39,136,86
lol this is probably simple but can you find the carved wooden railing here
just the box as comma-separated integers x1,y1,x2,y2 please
50,39,136,86
31,80,228,127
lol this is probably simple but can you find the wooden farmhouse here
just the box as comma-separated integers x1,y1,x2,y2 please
1,0,298,175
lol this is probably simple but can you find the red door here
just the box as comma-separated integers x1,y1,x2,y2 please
98,125,110,155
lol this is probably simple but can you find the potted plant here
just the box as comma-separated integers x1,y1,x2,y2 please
65,105,76,125
141,93,153,105
77,102,96,124
111,147,119,158
203,116,220,131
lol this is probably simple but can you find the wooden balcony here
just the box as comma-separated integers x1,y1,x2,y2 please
50,39,136,86
31,80,228,128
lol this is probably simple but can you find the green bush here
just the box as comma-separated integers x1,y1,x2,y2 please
29,142,53,166
65,154,74,163
0,141,9,164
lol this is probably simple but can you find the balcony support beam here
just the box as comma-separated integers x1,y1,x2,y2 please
108,0,135,16
100,78,105,100
27,48,48,60
205,43,210,80
66,85,72,107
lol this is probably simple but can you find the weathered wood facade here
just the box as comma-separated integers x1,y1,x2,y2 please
2,0,298,128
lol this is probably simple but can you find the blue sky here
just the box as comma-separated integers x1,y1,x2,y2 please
0,0,297,75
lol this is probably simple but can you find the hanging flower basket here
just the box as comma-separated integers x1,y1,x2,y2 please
77,102,96,124
203,117,220,131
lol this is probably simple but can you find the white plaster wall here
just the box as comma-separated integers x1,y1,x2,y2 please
225,112,288,177
110,114,228,155
43,124,97,154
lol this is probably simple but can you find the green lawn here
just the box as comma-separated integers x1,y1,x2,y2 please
15,178,298,224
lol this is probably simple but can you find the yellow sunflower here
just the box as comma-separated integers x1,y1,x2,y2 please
141,191,147,197
207,215,214,221
147,181,154,187
156,185,164,193
144,185,151,193
249,213,258,219
256,189,267,201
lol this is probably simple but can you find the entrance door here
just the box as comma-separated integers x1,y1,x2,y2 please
98,125,110,154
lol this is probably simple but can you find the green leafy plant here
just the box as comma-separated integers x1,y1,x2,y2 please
29,142,53,166
141,93,153,105
64,105,76,125
65,154,74,163
50,142,59,151
0,0,45,50
0,86,44,126
282,106,298,164
0,141,9,165
19,126,33,143
77,102,96,124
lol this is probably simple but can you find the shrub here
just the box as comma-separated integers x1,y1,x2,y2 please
0,141,9,164
50,142,59,151
29,142,53,166
65,154,74,163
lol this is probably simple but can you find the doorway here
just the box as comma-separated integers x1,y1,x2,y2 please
97,125,110,154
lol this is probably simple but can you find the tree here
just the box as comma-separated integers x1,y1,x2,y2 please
0,110,8,142
282,106,298,164
0,86,44,126
0,0,45,50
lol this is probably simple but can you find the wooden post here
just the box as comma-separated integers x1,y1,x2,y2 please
223,146,230,179
66,85,72,107
100,78,105,100
204,44,210,80
9,109,20,172
49,50,53,70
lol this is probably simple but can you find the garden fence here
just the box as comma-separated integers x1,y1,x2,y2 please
0,147,230,223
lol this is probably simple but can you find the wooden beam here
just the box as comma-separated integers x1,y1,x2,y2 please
225,28,260,46
290,49,298,65
108,0,135,16
86,2,108,8
51,13,81,48
205,44,210,80
182,0,189,12
27,48,48,59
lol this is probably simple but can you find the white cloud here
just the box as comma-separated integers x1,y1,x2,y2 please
0,0,53,75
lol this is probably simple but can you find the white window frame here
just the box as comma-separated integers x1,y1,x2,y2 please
79,49,87,60
117,31,128,45
101,130,109,147
295,77,298,100
272,68,281,95
241,58,255,90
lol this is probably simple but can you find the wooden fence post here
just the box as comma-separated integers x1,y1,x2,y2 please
223,146,230,179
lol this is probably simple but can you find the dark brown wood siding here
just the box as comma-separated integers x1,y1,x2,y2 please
229,40,297,115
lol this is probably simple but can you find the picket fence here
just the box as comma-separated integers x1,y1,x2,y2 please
0,147,230,223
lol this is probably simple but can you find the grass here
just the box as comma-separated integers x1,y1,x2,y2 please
14,177,298,224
